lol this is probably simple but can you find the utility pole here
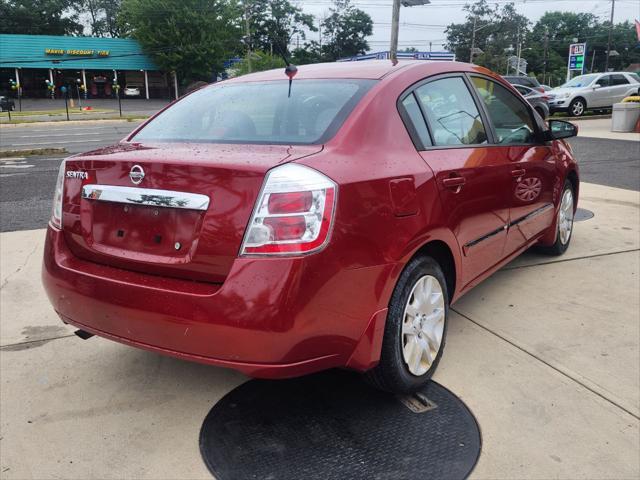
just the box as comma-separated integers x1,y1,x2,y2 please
604,0,615,72
515,26,522,75
390,0,401,62
470,16,477,63
390,0,431,61
542,27,549,84
244,1,252,73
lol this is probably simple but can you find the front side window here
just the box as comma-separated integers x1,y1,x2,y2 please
596,75,611,87
471,77,538,145
414,77,488,146
132,79,374,145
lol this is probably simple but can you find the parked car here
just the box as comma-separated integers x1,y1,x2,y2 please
43,61,579,393
124,84,141,97
550,72,640,117
0,96,15,112
503,75,545,93
513,84,550,119
541,84,553,92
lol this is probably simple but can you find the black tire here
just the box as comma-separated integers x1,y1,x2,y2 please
538,179,575,256
568,98,586,117
365,255,449,393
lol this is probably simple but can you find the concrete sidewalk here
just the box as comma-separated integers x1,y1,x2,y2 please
572,117,640,141
0,182,638,479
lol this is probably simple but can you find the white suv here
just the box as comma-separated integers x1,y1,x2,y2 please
550,72,640,117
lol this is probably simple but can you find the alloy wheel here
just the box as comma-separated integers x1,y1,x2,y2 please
571,100,584,116
401,275,445,376
558,189,574,245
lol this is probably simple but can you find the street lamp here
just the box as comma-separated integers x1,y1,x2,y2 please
390,0,431,62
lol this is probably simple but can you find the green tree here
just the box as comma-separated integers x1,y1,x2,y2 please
291,43,323,65
233,51,286,75
0,0,83,35
119,0,242,85
81,0,128,37
525,13,640,85
321,0,373,61
248,0,316,57
445,0,529,73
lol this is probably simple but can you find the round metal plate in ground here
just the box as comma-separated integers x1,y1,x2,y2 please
199,371,481,480
574,208,595,222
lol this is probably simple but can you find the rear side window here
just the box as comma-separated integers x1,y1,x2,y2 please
133,79,375,145
629,73,640,83
471,77,537,145
400,93,432,149
610,74,629,86
414,77,488,146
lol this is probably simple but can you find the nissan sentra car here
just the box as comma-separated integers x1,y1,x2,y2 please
43,61,579,393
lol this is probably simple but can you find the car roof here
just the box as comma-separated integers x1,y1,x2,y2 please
225,60,470,83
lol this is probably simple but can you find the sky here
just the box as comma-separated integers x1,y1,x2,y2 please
296,0,640,52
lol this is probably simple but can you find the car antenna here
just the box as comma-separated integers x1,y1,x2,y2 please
275,46,297,98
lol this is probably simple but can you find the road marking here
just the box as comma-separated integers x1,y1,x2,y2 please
7,139,119,146
0,173,28,178
16,132,107,138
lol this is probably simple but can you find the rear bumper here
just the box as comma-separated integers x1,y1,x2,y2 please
42,226,394,378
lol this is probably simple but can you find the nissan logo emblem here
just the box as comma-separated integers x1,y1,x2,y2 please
129,165,145,185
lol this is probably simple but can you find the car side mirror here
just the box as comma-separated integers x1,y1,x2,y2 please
593,84,602,89
546,120,578,140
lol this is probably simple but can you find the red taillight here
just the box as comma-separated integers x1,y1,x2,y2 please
51,160,66,229
268,191,313,214
241,164,337,256
263,215,307,240
243,189,335,254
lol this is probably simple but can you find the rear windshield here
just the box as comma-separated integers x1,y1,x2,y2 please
132,79,375,145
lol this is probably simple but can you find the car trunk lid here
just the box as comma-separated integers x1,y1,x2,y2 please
61,142,321,283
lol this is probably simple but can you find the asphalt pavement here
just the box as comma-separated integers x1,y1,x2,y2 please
0,121,638,232
1,120,142,154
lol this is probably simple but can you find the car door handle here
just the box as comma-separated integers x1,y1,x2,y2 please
511,169,526,178
442,176,466,191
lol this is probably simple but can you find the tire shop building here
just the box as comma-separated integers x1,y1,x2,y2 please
0,34,178,99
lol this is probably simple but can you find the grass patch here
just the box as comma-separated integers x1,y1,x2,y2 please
0,147,67,158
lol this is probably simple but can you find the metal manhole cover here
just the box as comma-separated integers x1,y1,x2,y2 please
199,371,481,480
574,208,594,222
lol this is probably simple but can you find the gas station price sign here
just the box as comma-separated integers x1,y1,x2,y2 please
568,43,586,73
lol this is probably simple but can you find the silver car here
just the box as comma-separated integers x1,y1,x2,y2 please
549,72,640,117
513,84,550,119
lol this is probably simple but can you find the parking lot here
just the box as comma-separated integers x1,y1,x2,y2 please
1,118,639,478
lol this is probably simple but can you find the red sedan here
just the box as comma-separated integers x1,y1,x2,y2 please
42,61,579,393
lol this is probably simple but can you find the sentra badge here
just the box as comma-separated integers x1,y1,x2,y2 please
66,170,89,180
